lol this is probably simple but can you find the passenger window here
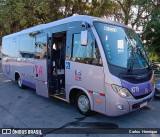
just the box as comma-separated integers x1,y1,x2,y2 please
2,38,10,56
34,34,48,59
72,32,102,66
20,34,34,55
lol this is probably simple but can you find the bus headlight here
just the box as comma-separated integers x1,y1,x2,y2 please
112,85,133,99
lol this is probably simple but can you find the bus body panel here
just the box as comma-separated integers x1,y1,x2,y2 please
2,57,49,98
1,15,155,116
2,57,12,79
91,27,122,86
34,59,47,82
35,80,48,98
65,61,105,93
65,61,106,114
34,59,48,97
92,91,106,114
22,58,36,89
105,84,130,116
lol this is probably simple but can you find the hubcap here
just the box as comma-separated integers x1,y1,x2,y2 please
78,95,89,112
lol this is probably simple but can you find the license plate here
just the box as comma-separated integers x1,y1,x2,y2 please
140,102,147,108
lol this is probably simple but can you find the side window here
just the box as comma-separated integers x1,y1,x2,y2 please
10,38,19,57
34,34,47,59
19,33,35,58
20,34,34,56
72,31,102,66
2,38,10,56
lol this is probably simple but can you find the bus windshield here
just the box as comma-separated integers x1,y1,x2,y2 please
94,22,149,69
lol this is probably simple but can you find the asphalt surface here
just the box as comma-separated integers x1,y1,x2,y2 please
0,61,160,137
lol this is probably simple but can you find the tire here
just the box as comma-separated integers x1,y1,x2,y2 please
17,76,24,89
77,92,91,116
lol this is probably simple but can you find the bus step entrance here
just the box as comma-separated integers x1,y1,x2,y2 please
50,92,67,102
49,74,65,94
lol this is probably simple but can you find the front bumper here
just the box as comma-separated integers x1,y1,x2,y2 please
105,84,155,116
127,89,155,111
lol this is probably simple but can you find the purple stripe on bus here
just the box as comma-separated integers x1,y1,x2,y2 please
121,80,152,97
22,80,36,89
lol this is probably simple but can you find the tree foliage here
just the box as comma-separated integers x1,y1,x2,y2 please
143,0,160,61
0,0,159,61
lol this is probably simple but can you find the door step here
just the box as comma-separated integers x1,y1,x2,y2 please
51,93,67,102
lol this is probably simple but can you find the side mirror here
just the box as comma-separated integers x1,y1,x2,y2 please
81,30,88,46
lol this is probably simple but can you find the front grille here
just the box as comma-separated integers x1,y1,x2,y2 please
134,92,152,99
132,97,152,110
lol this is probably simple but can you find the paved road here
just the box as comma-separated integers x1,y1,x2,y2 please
0,63,160,137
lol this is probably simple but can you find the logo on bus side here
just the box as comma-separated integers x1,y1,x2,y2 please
75,70,82,81
34,65,43,76
66,62,70,69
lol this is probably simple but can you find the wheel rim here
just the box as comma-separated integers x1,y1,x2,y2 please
18,77,22,87
78,95,90,113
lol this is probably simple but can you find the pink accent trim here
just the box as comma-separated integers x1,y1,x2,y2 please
100,93,105,97
88,90,93,94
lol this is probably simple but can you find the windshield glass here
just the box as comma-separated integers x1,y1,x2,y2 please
94,22,149,69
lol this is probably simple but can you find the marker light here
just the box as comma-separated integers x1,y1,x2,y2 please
150,74,155,90
112,85,133,99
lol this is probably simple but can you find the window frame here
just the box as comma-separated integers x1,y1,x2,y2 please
71,29,102,66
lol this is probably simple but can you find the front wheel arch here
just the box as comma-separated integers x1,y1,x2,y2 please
69,87,93,109
15,72,20,81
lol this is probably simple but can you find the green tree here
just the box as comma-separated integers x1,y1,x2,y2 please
144,1,160,61
0,0,159,62
115,0,152,27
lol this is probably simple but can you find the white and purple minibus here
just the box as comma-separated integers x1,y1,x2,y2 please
1,15,155,116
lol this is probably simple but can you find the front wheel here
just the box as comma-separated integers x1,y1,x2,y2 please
77,93,91,116
17,76,24,89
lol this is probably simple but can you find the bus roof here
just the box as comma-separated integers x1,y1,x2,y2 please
3,15,131,39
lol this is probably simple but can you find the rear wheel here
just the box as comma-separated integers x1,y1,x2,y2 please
77,92,91,116
17,76,24,89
